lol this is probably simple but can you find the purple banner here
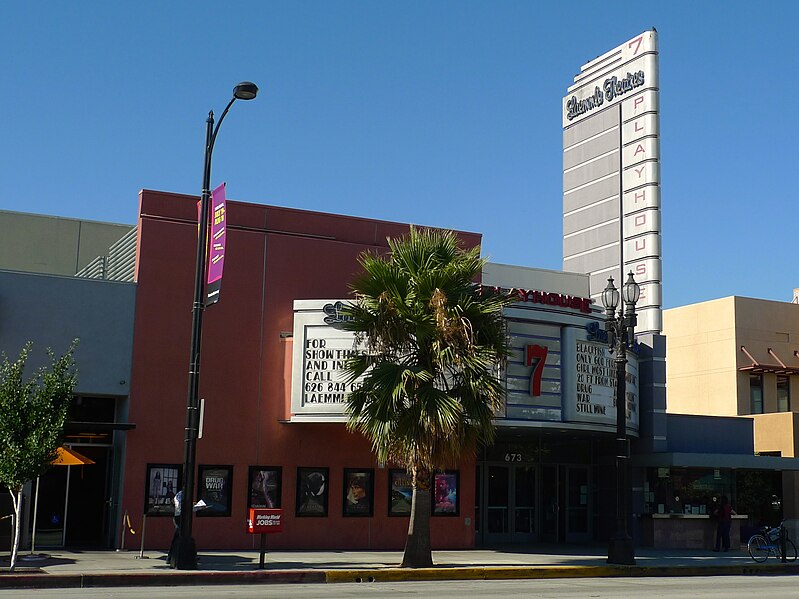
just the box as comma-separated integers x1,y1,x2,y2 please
205,182,226,306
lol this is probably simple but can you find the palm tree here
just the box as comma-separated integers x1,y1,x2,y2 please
343,227,513,568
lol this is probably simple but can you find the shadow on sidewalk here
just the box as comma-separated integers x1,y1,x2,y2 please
2,554,78,568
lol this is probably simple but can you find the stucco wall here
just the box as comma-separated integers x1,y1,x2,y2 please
752,413,799,458
0,270,135,396
0,210,133,276
663,297,738,415
735,297,799,415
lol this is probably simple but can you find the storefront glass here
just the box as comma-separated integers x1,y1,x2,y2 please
644,467,733,516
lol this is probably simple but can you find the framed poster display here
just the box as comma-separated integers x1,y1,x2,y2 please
432,470,459,516
296,467,329,517
343,468,374,517
388,469,413,517
196,465,233,517
144,464,182,516
248,466,282,509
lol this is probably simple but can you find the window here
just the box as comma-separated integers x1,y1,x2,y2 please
777,376,790,412
644,467,733,516
750,374,763,414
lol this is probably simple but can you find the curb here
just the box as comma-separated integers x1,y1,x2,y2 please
324,563,799,583
0,570,326,589
1,563,797,589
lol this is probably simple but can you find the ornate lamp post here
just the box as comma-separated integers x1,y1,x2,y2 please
602,271,640,566
172,81,259,570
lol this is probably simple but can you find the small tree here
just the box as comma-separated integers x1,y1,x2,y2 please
0,341,77,571
343,228,513,567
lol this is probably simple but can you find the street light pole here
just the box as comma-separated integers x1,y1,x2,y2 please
602,272,640,566
172,81,258,570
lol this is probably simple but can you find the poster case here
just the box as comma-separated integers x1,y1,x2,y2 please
248,466,282,510
196,465,234,517
296,467,329,517
144,464,182,517
343,468,374,517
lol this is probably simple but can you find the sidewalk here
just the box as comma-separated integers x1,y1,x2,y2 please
1,544,797,589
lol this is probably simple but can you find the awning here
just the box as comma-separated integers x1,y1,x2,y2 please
632,451,799,471
739,346,799,375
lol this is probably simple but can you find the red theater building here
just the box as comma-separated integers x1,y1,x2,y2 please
123,189,484,550
122,189,655,551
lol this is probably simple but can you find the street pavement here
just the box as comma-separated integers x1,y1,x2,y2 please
1,544,797,589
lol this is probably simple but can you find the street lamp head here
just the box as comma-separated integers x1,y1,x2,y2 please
622,271,641,306
233,81,259,100
602,277,620,312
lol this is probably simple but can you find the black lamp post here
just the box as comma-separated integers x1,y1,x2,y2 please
172,81,258,570
602,271,640,566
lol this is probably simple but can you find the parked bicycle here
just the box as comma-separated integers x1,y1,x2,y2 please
747,521,797,562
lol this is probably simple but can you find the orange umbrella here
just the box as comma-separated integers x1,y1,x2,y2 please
52,446,95,466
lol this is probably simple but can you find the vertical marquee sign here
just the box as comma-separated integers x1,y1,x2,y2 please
562,30,662,335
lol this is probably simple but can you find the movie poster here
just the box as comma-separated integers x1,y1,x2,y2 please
196,465,233,517
432,471,459,516
343,469,373,517
248,466,282,509
144,464,181,516
389,469,413,516
296,467,329,517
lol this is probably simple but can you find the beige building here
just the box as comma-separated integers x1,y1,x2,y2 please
664,296,799,453
663,295,799,518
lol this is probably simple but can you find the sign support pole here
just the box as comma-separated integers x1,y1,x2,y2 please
259,533,266,569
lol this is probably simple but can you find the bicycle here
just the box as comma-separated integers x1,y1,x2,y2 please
747,521,798,562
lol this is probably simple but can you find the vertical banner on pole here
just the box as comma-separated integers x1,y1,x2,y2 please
205,182,227,307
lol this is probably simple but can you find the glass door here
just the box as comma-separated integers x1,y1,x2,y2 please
513,466,536,538
541,465,560,543
540,465,593,543
65,445,112,547
481,464,538,544
565,466,591,543
486,465,510,537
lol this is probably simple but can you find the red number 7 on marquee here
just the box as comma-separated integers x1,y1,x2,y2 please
526,344,549,397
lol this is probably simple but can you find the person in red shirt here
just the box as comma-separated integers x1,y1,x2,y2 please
713,495,736,551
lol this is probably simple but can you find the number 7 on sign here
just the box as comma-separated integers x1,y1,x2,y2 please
526,345,548,397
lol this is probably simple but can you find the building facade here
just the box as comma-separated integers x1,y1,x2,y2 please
0,211,136,550
0,209,133,277
117,190,660,551
122,190,482,551
663,296,799,529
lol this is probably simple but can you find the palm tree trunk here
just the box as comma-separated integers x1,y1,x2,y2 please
401,467,433,568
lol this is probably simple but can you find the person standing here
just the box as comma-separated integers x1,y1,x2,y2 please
167,490,182,567
713,495,736,551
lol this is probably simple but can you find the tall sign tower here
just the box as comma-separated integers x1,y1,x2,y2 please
562,30,661,335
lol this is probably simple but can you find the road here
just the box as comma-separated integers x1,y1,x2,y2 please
5,576,799,598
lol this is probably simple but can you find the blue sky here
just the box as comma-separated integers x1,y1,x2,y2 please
3,2,797,308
